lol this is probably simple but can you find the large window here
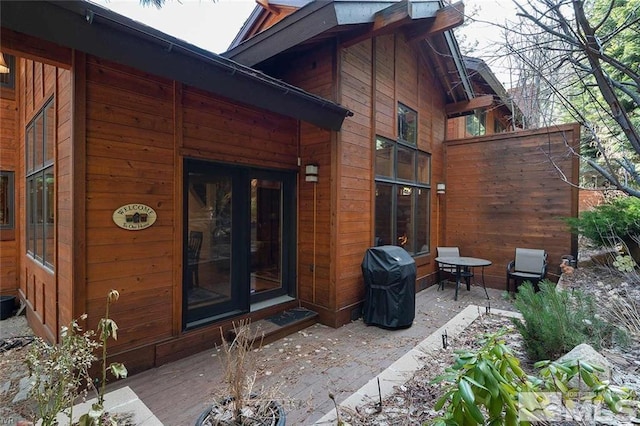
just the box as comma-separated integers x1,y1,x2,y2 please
0,171,14,230
26,98,55,269
375,104,430,256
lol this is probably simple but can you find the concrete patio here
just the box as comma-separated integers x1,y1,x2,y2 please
110,283,514,425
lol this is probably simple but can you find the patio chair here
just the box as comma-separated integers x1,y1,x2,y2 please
506,248,547,293
437,246,473,291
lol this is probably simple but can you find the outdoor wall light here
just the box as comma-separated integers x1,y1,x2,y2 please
305,164,319,183
436,183,446,194
0,53,10,74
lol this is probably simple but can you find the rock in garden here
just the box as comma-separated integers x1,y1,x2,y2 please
557,343,612,387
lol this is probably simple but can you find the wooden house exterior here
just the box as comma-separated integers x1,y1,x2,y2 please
1,0,579,376
0,1,353,373
226,0,579,305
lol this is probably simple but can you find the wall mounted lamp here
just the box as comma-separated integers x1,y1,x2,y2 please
0,53,10,74
305,164,319,183
436,183,446,194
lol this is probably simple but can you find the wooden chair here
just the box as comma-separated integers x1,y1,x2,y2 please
437,246,473,290
187,231,203,288
506,248,548,293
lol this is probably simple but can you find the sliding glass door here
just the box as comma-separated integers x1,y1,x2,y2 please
183,160,295,329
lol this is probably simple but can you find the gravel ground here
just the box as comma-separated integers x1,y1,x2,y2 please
0,313,35,425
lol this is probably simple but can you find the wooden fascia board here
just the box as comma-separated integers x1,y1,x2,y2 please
445,95,494,117
372,0,412,32
341,1,441,49
405,1,464,43
256,0,282,14
1,1,351,130
224,2,338,66
0,27,72,69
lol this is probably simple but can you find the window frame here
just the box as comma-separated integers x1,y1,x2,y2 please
0,171,15,232
0,54,15,90
25,97,55,270
397,103,417,146
374,134,431,256
466,109,487,136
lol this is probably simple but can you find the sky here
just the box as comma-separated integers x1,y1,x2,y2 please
96,0,519,86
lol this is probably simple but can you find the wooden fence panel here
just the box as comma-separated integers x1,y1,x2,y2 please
443,125,580,288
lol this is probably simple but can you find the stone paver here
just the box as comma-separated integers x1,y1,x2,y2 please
113,283,513,425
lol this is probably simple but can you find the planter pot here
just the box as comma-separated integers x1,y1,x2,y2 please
195,396,285,426
0,295,16,320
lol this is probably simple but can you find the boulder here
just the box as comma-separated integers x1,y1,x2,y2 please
557,343,612,388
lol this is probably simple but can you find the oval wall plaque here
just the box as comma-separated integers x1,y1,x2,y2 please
112,204,157,230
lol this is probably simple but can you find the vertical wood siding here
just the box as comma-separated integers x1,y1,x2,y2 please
0,91,18,293
18,58,69,342
56,65,74,331
16,45,301,368
84,56,175,350
274,45,337,315
336,40,373,310
444,124,580,287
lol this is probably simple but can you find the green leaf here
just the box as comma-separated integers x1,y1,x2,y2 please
478,361,499,398
463,399,485,424
109,362,128,379
459,378,476,406
579,368,596,387
434,390,453,411
89,402,103,419
488,392,503,417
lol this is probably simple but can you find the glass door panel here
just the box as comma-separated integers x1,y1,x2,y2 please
183,160,295,328
184,164,245,327
250,178,282,297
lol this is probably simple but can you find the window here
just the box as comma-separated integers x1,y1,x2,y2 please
494,118,506,133
466,109,486,136
375,133,430,256
0,54,15,90
0,171,14,229
26,98,55,269
398,103,417,145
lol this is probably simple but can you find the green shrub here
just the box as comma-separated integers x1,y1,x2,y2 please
565,196,640,248
512,281,623,362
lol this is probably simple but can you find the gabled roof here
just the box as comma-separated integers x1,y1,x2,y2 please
223,0,475,105
0,0,352,131
463,56,522,126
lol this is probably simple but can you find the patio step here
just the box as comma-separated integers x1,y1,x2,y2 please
252,307,318,345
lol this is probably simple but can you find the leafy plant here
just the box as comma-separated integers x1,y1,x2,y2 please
512,281,624,362
613,254,637,273
25,314,99,426
431,330,537,425
431,330,638,426
25,290,127,426
565,196,640,256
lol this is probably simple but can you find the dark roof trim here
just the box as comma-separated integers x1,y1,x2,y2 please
0,0,352,131
224,0,473,102
463,56,517,116
225,1,441,66
443,29,473,98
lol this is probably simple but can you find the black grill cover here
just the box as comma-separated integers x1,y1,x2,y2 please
361,245,416,329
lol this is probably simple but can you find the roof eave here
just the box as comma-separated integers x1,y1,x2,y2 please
224,0,473,104
0,0,351,131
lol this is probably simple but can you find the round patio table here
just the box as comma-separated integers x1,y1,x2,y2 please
435,256,491,301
